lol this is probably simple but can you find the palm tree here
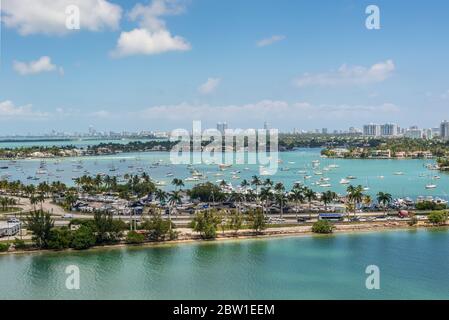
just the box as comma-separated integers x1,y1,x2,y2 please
289,188,304,220
377,192,393,216
304,187,317,218
263,179,274,187
30,195,39,211
260,187,273,216
240,179,250,189
274,183,285,218
172,178,184,191
168,191,182,220
155,189,167,206
230,192,244,214
251,175,262,203
347,185,364,217
321,190,337,211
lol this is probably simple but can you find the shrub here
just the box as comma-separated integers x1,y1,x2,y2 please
13,238,28,250
0,243,10,252
312,220,334,234
428,211,448,225
48,227,72,250
71,226,96,250
126,231,145,244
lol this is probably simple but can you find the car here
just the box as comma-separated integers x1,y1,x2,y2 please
63,214,74,219
7,218,20,223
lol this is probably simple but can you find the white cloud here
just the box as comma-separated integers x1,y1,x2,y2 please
1,0,122,36
127,100,399,124
294,60,395,87
257,35,286,47
111,28,190,57
13,56,63,76
111,0,191,57
198,78,221,95
0,100,49,119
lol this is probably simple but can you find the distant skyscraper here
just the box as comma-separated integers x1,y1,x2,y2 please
263,121,269,130
440,120,449,140
405,127,423,139
322,128,328,134
380,123,398,137
363,124,381,137
217,122,228,135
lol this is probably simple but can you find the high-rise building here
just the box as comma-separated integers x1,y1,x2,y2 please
404,127,423,139
380,123,398,137
217,122,228,135
440,120,449,140
363,124,381,137
322,128,328,134
263,121,269,130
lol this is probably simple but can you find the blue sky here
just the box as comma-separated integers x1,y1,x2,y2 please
0,0,448,135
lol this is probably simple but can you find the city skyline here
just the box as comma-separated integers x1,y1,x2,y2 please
1,0,449,134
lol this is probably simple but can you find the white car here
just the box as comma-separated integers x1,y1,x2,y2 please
63,214,74,219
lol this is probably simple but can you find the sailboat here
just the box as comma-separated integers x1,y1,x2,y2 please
363,178,370,191
425,174,437,189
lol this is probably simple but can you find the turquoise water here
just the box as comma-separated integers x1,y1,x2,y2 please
1,148,447,199
1,229,449,299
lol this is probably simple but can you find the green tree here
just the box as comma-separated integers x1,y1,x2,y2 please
48,227,72,250
190,210,221,239
377,192,393,216
26,210,54,248
321,191,337,211
228,210,243,235
71,225,96,250
141,213,175,241
248,209,266,234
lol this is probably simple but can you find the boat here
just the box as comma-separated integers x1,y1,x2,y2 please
425,184,437,189
394,172,404,176
319,183,332,188
0,166,9,170
346,176,357,180
340,179,350,185
219,164,232,170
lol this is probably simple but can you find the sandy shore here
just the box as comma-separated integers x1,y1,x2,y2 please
1,220,445,256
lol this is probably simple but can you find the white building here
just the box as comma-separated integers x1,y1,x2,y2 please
0,222,21,237
404,127,423,139
363,124,381,137
380,123,399,137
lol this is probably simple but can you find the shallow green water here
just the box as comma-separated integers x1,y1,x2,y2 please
1,229,449,299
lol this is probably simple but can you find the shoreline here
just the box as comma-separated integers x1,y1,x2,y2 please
2,221,446,257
